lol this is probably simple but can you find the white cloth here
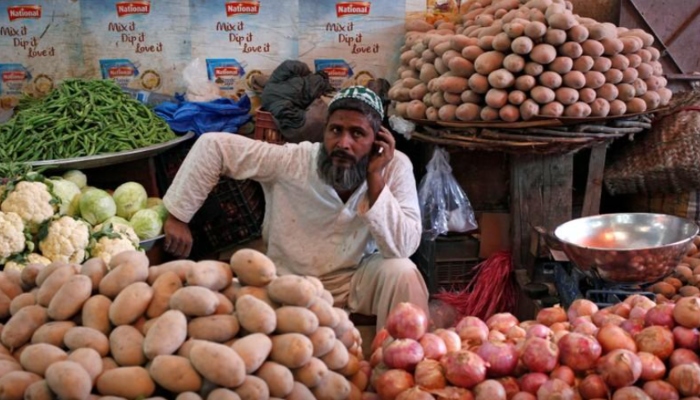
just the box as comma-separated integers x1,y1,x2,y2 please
162,132,429,327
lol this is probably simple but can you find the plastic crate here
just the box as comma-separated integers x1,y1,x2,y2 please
155,142,265,259
413,233,480,294
254,110,285,144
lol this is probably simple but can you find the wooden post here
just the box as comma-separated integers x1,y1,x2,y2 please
581,144,608,217
510,153,574,275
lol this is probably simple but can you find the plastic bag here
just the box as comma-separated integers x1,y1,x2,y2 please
389,115,415,140
418,147,478,240
183,58,221,102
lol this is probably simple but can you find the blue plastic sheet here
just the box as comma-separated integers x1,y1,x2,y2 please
154,95,252,136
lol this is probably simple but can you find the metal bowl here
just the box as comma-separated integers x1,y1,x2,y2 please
554,213,699,284
140,235,165,251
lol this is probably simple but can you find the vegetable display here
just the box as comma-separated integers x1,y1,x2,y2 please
391,0,670,122
0,248,367,399
0,79,177,163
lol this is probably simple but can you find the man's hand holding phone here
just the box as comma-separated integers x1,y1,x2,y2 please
368,127,395,175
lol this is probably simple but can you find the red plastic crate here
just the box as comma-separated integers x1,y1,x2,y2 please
254,110,285,144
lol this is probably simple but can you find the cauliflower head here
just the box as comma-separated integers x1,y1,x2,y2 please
89,222,141,265
0,211,28,264
38,216,90,264
4,253,51,273
1,181,57,233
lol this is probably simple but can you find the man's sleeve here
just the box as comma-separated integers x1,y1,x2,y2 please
162,132,287,223
358,154,422,258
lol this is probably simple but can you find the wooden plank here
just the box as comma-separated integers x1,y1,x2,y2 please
510,154,574,274
581,145,608,217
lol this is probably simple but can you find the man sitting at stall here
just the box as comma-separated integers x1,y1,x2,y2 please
161,86,429,329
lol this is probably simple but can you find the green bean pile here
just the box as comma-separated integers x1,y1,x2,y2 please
0,79,177,162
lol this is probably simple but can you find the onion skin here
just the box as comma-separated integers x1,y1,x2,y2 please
456,317,489,345
596,324,637,353
370,347,384,367
620,318,645,337
596,349,642,388
384,338,424,370
668,363,700,397
642,380,679,400
420,333,448,361
487,313,519,334
672,326,700,350
474,379,507,400
573,320,599,336
434,329,462,353
372,328,392,353
386,302,429,340
669,348,700,367
644,303,675,329
579,374,609,400
612,386,652,400
440,350,488,389
375,369,414,400
518,372,549,395
635,326,675,360
506,325,527,341
638,352,666,381
512,393,537,400
477,341,518,377
520,337,559,373
525,324,553,340
497,376,520,399
673,297,700,328
536,306,568,327
558,333,602,372
567,299,599,321
629,306,648,320
414,359,447,390
536,378,575,400
550,366,575,386
396,387,435,400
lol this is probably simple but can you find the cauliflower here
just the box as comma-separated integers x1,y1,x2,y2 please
0,211,28,264
38,216,90,264
89,222,141,265
4,253,51,273
1,181,57,233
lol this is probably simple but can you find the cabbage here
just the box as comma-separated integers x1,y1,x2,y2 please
102,216,131,227
62,170,87,189
50,179,81,216
112,182,147,220
81,185,97,193
146,197,163,208
130,209,163,240
79,188,117,226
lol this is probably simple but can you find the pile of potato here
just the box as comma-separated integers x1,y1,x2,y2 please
0,249,369,400
390,0,671,122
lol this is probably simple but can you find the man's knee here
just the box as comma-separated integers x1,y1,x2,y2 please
377,258,422,282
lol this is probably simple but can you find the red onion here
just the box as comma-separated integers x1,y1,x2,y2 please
567,299,599,321
638,352,666,381
571,316,593,327
474,379,506,400
537,306,568,327
487,313,519,334
456,317,489,346
612,386,652,400
596,349,642,388
552,330,569,344
612,302,632,318
536,378,574,400
396,387,435,400
370,362,389,391
384,338,424,371
440,350,488,389
596,324,637,353
425,387,474,400
669,348,700,368
362,393,381,400
629,306,648,320
385,302,429,340
642,380,679,400
519,320,537,330
635,326,675,360
573,320,598,336
644,303,675,328
375,369,414,400
506,325,527,341
520,337,559,373
668,363,700,397
625,294,656,310
352,361,371,392
558,333,602,372
497,376,520,399
578,374,609,400
592,312,626,328
420,333,448,361
476,341,518,377
512,393,537,400
526,324,553,340
414,359,446,390
550,322,571,332
673,297,700,329
433,329,461,353
489,330,507,342
673,326,700,350
620,318,645,337
550,366,575,386
370,347,384,367
372,328,392,353
518,372,549,395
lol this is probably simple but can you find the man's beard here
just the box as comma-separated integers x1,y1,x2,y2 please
316,146,369,191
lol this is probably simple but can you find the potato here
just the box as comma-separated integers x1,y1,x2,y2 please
2,305,48,349
554,87,579,105
595,83,619,102
538,71,562,89
76,295,111,337
235,295,276,335
499,105,520,122
46,275,90,321
485,89,508,109
177,393,204,400
30,321,74,348
581,40,605,58
616,83,636,102
148,260,195,284
504,22,525,38
170,286,219,317
647,46,661,61
622,29,654,47
0,371,42,400
500,54,524,74
514,75,536,92
590,98,611,117
23,380,53,400
68,347,102,383
658,87,673,107
449,34,473,51
588,23,618,40
425,107,438,121
601,38,623,56
562,70,586,89
287,382,315,400
441,49,462,66
632,78,648,96
609,99,627,116
149,355,202,393
489,32,510,53
0,359,21,378
108,325,145,366
189,341,246,388
507,90,528,106
620,36,643,54
206,388,241,400
44,361,92,400
294,357,329,389
145,271,181,319
529,43,556,65
547,13,576,30
143,309,187,360
186,260,232,292
64,326,109,357
256,361,294,398
610,54,630,71
101,356,119,372
540,102,565,117
564,102,592,117
409,84,427,102
320,340,350,370
234,375,269,400
627,54,642,69
96,367,155,398
636,63,654,81
312,371,351,400
108,281,153,326
266,275,318,308
434,41,453,56
461,45,484,62
524,62,544,77
35,263,68,288
530,86,556,105
605,68,623,84
270,333,314,369
188,315,240,343
36,267,75,307
406,100,427,119
79,257,108,289
566,24,588,43
18,343,66,376
579,88,598,104
559,42,583,58
271,306,318,336
522,21,545,39
544,28,567,46
307,298,339,329
591,57,611,73
9,293,35,316
229,333,272,374
20,264,45,289
644,76,664,91
626,97,647,114
468,74,490,94
511,36,534,55
518,99,539,121
486,69,514,90
307,327,336,359
99,252,149,298
481,106,500,121
546,57,572,75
